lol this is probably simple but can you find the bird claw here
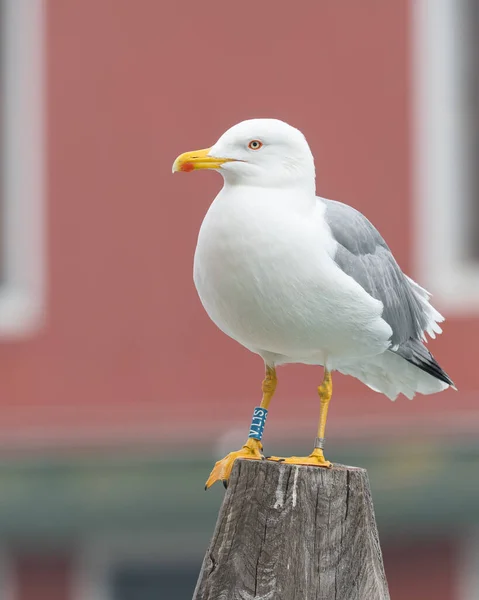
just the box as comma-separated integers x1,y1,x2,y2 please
267,449,332,468
204,438,264,489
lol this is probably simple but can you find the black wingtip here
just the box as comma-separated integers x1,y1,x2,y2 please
410,357,455,387
394,339,454,387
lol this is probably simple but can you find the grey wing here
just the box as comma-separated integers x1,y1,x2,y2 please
323,198,432,346
323,198,453,386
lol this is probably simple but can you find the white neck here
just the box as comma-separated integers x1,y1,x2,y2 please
219,181,317,214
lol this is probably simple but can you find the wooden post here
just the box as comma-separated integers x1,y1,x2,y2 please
193,459,390,600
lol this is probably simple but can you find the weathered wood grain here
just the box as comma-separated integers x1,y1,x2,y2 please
193,459,389,600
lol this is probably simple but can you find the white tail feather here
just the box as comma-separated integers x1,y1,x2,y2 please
336,350,450,401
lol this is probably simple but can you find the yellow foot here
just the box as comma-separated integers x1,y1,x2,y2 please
267,448,332,468
205,438,264,490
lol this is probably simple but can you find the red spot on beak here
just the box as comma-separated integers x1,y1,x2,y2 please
181,162,195,173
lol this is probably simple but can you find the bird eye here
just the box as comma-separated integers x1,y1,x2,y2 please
248,140,263,150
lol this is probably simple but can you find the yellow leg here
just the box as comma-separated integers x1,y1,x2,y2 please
205,366,277,489
268,369,333,468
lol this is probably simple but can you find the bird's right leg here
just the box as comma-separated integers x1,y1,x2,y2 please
205,365,277,490
268,369,333,467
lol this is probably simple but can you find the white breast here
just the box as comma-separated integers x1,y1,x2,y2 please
193,186,391,366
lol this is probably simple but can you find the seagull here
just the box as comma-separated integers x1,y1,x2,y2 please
172,118,454,489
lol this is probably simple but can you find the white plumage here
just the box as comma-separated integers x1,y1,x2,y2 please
178,118,453,400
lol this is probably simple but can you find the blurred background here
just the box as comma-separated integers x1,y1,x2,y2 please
0,0,478,598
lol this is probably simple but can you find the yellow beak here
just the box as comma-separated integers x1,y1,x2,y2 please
172,147,235,173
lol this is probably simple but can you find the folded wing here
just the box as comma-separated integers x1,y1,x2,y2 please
323,198,453,387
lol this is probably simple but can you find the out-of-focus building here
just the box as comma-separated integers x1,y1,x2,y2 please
0,1,478,599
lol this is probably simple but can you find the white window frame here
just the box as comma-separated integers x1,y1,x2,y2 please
0,0,45,336
413,0,479,313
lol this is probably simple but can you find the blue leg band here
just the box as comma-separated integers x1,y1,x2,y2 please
249,407,268,440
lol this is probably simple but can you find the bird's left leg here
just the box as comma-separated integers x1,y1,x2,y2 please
268,369,333,468
205,365,277,489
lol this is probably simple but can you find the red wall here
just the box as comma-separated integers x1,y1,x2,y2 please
14,555,72,600
0,0,475,444
384,539,456,600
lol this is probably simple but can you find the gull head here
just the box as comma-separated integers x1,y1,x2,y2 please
172,118,316,189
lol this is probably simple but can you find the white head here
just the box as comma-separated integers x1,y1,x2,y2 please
173,118,316,191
